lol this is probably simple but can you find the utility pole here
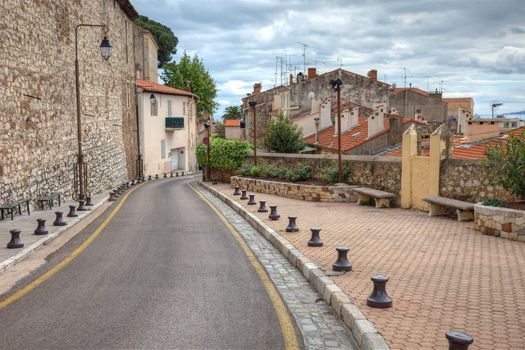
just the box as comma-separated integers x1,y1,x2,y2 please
401,67,408,118
297,42,308,74
274,56,278,87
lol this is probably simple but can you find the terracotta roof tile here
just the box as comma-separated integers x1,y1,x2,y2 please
391,87,429,97
136,79,197,98
224,120,241,127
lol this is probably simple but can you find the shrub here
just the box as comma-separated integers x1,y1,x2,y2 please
482,198,504,207
264,113,304,153
482,132,525,199
196,137,252,171
250,165,262,177
238,162,252,176
359,199,375,206
295,163,312,181
320,162,351,184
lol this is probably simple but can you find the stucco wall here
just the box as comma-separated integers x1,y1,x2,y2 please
0,0,138,206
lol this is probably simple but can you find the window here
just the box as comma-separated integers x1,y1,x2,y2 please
512,121,517,128
151,94,158,116
161,140,166,159
167,99,172,116
504,122,509,128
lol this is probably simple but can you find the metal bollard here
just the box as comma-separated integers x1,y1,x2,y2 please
240,190,248,200
155,174,159,179
148,175,152,180
233,186,241,196
269,205,280,220
307,227,323,247
7,229,23,249
367,275,393,308
170,172,174,178
53,211,67,226
333,247,352,271
108,192,116,202
67,205,78,217
258,200,268,212
77,199,87,211
34,218,49,235
286,215,299,232
176,172,179,177
247,194,256,205
446,331,474,350
85,196,93,206
181,171,184,176
164,173,167,178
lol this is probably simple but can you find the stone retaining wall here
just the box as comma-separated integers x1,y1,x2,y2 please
230,176,358,203
474,204,525,242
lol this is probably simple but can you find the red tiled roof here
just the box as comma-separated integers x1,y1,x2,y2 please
305,116,415,153
443,97,473,103
136,79,197,98
224,120,241,127
391,87,429,97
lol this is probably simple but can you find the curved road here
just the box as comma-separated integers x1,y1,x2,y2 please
0,177,294,349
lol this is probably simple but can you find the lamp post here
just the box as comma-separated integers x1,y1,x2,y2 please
491,103,502,120
330,78,343,183
74,24,112,201
249,101,257,165
204,121,211,181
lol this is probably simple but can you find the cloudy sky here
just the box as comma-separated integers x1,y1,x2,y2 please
131,0,525,118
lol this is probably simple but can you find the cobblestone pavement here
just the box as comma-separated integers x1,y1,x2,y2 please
210,183,525,350
0,190,110,269
194,183,357,350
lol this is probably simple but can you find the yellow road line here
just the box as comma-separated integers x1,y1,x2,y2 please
0,185,139,310
189,183,301,350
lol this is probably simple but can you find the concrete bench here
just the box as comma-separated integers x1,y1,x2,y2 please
353,187,395,208
0,198,30,220
38,191,63,210
423,196,474,222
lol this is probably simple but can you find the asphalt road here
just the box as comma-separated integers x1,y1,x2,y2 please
0,177,289,349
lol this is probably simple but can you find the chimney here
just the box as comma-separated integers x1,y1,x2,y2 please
253,83,262,94
314,117,320,143
349,107,359,129
389,107,398,115
296,72,304,83
415,109,426,123
368,103,386,138
185,80,191,92
367,69,378,82
307,67,317,79
289,74,293,85
319,98,332,130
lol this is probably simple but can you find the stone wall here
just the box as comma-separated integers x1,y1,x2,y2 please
0,0,138,208
474,204,525,242
440,159,514,203
230,176,357,202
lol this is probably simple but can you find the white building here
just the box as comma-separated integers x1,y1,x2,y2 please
134,26,198,177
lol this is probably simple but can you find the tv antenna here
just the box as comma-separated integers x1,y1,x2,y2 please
297,42,308,74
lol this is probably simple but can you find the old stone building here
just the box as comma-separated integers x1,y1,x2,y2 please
0,0,139,207
241,68,390,146
389,87,447,123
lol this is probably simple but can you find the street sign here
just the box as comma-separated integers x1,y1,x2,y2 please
203,137,209,145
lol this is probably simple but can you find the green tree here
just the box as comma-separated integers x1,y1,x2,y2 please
222,105,241,120
214,121,225,138
162,52,218,116
264,113,304,153
196,137,251,170
482,132,525,198
134,15,178,67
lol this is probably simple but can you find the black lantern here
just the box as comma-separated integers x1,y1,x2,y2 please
100,36,112,60
150,93,156,105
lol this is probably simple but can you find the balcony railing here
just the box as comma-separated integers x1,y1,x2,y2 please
165,117,184,130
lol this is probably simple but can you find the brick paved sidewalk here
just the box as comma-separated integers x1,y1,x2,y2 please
0,190,110,271
210,183,525,350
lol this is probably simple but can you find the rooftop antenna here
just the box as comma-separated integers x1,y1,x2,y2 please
401,67,409,117
274,56,278,87
423,75,432,91
337,58,343,68
297,42,308,74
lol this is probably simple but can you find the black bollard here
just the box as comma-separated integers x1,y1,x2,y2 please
148,175,152,180
7,229,23,249
212,181,218,185
247,194,257,205
367,275,393,308
67,205,78,217
170,172,174,178
333,247,352,271
233,186,241,196
258,200,268,213
77,200,87,211
155,174,159,179
181,171,184,176
85,196,93,206
108,192,116,202
176,172,179,177
307,227,323,247
113,190,120,198
53,211,67,226
164,173,167,178
34,218,49,235
269,205,280,220
286,215,299,232
446,331,474,350
240,190,248,200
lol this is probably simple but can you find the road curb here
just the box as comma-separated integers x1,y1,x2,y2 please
0,194,110,273
199,181,389,350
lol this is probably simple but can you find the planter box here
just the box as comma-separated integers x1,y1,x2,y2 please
230,176,358,203
474,203,525,242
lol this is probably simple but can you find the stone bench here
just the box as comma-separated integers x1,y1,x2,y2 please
423,196,474,222
0,198,30,220
353,187,395,208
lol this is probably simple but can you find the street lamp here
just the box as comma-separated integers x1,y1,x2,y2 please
74,24,112,202
330,78,343,183
204,121,211,181
249,101,257,165
150,93,157,105
491,103,503,120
